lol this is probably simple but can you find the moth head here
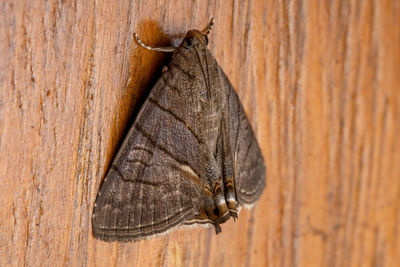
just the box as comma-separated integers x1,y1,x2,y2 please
182,30,208,49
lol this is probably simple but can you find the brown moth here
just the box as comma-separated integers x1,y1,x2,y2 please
92,19,266,241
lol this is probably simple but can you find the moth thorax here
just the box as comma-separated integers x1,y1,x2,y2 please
184,30,207,46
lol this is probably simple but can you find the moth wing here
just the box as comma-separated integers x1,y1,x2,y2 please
92,70,205,241
223,72,266,205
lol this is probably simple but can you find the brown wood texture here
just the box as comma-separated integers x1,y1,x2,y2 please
1,0,399,266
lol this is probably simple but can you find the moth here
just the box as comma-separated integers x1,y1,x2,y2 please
92,19,266,241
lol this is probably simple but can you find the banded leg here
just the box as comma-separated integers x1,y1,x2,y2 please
221,118,238,220
204,159,230,233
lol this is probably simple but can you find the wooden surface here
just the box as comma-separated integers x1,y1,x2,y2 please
1,0,399,266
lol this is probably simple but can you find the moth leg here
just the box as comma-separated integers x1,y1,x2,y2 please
134,33,177,52
186,155,229,233
201,122,235,230
221,118,239,220
204,162,230,231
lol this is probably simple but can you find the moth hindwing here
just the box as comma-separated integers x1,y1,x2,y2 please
92,20,266,242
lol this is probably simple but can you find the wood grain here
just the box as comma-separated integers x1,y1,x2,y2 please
1,0,399,266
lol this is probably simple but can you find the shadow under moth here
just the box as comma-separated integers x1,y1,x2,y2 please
92,19,266,242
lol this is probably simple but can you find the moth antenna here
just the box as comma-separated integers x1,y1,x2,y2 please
202,18,215,35
134,33,176,52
